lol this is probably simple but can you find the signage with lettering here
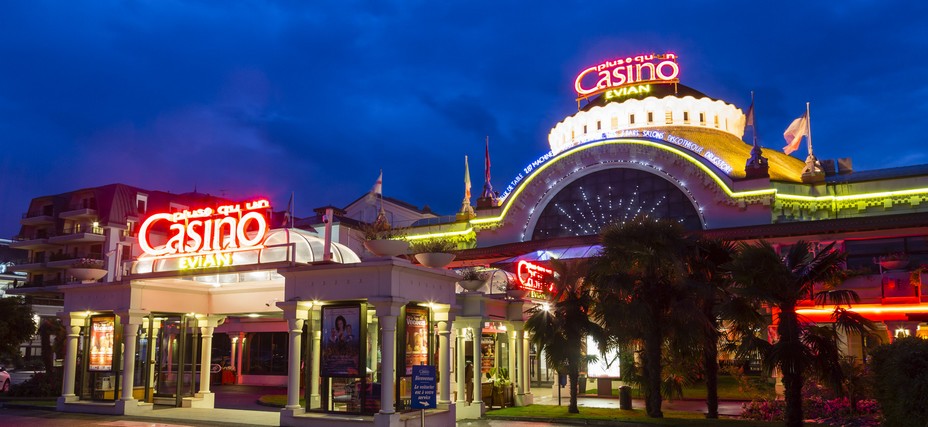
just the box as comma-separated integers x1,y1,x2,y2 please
138,199,271,269
516,260,555,293
575,53,679,101
410,365,437,409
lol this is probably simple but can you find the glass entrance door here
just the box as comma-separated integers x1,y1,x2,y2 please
153,315,200,406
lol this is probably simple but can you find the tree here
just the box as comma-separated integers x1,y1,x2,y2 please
525,259,603,414
589,218,694,418
871,337,928,427
728,241,872,427
0,297,37,364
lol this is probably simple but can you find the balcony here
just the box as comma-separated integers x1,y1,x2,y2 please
45,253,104,270
49,224,105,244
59,208,97,220
20,212,55,226
9,234,58,250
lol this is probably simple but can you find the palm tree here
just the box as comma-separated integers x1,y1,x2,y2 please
525,259,603,414
728,240,873,427
588,218,694,418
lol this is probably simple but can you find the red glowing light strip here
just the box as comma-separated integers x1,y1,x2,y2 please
517,260,555,292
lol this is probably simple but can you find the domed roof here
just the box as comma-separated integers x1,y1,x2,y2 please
580,83,714,111
132,228,360,274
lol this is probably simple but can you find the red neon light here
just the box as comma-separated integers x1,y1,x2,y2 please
517,260,555,293
574,53,679,99
139,199,270,257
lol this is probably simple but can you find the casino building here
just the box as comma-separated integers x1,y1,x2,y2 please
9,52,928,426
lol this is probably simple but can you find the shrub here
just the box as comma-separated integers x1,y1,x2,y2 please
409,239,455,253
741,399,785,421
871,337,928,427
10,370,62,397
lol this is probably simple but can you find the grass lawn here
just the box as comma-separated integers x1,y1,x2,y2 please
487,405,779,426
584,375,774,400
258,394,301,407
0,398,57,407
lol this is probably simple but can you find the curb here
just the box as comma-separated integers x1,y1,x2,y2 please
485,415,650,426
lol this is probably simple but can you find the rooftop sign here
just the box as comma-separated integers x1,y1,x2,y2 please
574,53,679,101
138,199,270,268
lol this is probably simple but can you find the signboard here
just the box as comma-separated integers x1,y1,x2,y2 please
89,316,115,371
138,199,270,269
574,53,679,101
321,305,362,377
586,336,620,378
410,365,437,409
516,260,555,293
404,307,429,376
480,334,495,374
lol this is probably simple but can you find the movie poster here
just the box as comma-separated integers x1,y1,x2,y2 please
89,316,115,371
404,307,429,376
321,305,362,377
480,334,495,374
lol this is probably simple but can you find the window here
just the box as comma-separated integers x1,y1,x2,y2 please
136,193,148,215
243,332,288,375
699,112,706,125
611,117,618,129
714,115,719,128
665,111,673,124
647,112,654,124
583,125,588,134
629,114,636,125
683,111,690,124
596,121,601,130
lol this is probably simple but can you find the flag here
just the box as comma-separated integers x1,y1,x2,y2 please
745,102,755,129
782,112,809,155
371,170,382,195
464,155,472,201
284,192,294,228
485,136,491,184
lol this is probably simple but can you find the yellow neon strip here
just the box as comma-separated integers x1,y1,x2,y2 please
405,227,475,241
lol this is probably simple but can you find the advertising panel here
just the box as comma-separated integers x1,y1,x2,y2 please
321,305,362,377
480,334,495,374
404,306,429,376
89,316,115,372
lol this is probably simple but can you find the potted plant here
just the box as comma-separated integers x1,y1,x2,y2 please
361,222,409,258
410,239,456,268
878,252,909,270
506,282,529,299
457,268,487,292
67,258,107,283
485,367,513,408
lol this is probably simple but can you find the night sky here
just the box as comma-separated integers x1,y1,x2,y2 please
2,2,927,238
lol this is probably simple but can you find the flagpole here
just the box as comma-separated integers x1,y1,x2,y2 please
379,169,384,214
751,91,757,147
290,191,294,229
806,102,813,156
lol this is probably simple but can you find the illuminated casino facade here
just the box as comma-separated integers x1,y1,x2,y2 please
8,52,928,425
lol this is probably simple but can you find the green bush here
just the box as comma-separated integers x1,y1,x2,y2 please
870,337,928,427
10,370,61,397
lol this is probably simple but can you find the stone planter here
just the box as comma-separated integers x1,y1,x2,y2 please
507,288,529,299
67,267,107,283
414,252,455,269
363,239,409,257
458,279,485,292
879,259,909,270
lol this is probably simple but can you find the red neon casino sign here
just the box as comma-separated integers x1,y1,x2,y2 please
516,260,555,293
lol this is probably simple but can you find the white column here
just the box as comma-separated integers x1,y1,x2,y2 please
61,324,81,397
522,333,531,394
515,329,524,398
472,325,482,404
286,318,304,409
437,320,451,404
508,330,517,395
198,326,214,394
310,328,321,408
121,323,139,400
229,335,238,372
379,315,397,414
455,328,466,405
235,333,245,384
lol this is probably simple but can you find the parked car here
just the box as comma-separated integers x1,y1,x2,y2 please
0,366,10,392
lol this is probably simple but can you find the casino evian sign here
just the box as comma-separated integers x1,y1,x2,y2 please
574,53,679,101
139,199,270,269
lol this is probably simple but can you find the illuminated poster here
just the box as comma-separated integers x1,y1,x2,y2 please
321,305,362,377
89,316,115,371
480,334,495,374
586,336,620,378
404,307,429,376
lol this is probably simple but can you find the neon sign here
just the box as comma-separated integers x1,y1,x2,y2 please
516,260,555,293
575,53,678,100
139,199,271,266
603,84,651,102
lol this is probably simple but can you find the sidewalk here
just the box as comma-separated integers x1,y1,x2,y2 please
532,386,747,416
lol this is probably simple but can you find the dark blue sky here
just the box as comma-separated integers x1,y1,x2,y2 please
2,1,927,237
